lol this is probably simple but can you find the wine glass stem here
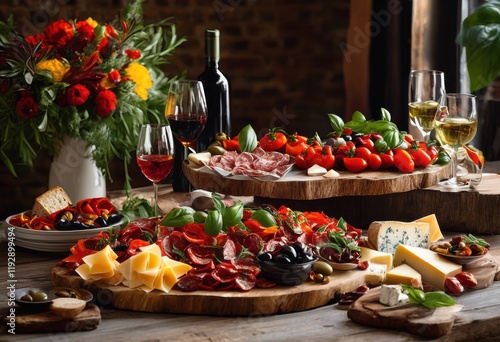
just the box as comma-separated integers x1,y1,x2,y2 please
423,131,431,143
451,148,458,180
153,182,159,217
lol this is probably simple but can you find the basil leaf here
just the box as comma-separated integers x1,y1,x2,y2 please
160,207,195,227
370,120,398,133
345,120,370,134
380,108,391,121
421,291,456,309
382,129,403,149
204,209,223,236
211,192,226,214
222,202,244,228
351,111,366,123
238,124,258,152
250,209,278,227
328,113,345,135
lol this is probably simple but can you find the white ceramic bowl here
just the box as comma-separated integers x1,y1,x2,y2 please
5,211,126,252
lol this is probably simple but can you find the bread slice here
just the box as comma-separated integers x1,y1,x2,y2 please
49,298,86,318
31,186,72,217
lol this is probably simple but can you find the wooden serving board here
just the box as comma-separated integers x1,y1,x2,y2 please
183,161,452,200
3,304,100,333
52,265,376,316
51,251,499,317
347,286,462,338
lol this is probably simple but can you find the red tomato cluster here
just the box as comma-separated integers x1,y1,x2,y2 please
260,130,438,174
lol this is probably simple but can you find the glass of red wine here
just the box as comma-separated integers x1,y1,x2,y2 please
165,80,208,151
136,124,175,217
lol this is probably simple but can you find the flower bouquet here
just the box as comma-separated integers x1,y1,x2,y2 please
0,0,186,192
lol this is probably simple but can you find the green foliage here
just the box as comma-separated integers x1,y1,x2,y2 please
456,0,500,91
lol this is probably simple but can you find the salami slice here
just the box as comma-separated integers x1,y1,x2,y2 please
235,272,256,291
243,233,263,256
255,277,276,289
186,244,214,265
176,274,203,291
235,152,255,166
212,263,239,283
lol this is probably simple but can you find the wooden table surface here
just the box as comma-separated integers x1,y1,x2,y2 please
1,162,500,341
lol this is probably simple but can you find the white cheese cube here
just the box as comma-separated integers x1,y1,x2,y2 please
379,284,410,307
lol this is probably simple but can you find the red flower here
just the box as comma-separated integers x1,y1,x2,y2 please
94,89,116,117
109,69,121,83
16,93,39,119
125,49,141,60
66,84,90,106
44,19,74,48
73,21,96,52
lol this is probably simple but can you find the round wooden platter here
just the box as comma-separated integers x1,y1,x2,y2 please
51,265,372,316
183,161,452,200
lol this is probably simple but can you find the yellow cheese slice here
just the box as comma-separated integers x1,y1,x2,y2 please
386,263,422,288
359,247,393,271
154,262,178,293
76,245,121,282
393,244,462,290
163,256,193,278
414,214,444,243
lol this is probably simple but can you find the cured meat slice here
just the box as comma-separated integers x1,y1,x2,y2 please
253,151,289,172
235,152,256,166
235,272,256,291
176,274,203,291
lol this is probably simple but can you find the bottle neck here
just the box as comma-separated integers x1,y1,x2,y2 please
205,29,221,71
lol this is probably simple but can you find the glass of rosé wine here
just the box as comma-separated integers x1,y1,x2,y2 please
136,124,175,217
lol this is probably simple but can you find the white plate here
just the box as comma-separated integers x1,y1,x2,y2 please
326,262,359,271
5,211,126,252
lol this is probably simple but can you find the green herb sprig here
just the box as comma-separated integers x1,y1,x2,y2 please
402,284,456,309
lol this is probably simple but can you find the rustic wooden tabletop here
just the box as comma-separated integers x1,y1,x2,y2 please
1,162,499,341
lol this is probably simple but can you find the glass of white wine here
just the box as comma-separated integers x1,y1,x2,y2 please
434,93,478,189
408,70,446,142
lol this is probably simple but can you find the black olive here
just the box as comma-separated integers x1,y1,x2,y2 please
113,244,128,252
55,219,71,230
281,245,297,262
257,252,273,262
275,254,292,264
341,134,352,142
106,214,124,226
351,132,362,139
324,137,335,146
94,216,107,227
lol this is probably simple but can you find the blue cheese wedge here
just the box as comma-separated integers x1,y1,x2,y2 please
379,284,410,307
364,262,387,285
367,221,430,256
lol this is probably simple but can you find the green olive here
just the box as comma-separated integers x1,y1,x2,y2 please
31,292,49,302
313,273,324,283
193,211,208,223
207,144,226,155
215,132,229,142
21,294,33,302
312,261,333,276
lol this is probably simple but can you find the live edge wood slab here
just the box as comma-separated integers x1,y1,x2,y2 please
183,162,500,234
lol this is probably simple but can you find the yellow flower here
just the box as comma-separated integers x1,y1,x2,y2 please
100,75,115,89
85,17,99,28
125,62,153,100
35,59,70,82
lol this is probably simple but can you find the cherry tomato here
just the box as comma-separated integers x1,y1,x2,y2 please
426,145,439,162
354,146,372,161
378,150,394,169
222,139,240,151
404,134,415,144
285,133,308,157
295,146,316,169
367,153,382,170
343,157,368,172
259,128,288,151
312,145,335,170
394,150,415,172
410,148,432,167
334,141,355,168
354,136,375,152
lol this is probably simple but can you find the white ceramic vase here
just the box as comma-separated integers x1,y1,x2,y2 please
48,137,106,203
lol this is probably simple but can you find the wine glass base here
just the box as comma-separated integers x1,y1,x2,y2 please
437,178,473,192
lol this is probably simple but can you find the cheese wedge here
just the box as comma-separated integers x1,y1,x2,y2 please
367,221,430,255
393,244,462,290
307,164,327,176
76,245,122,285
386,263,422,288
188,152,211,166
323,169,340,178
414,214,444,243
379,284,410,307
364,263,387,285
359,247,393,271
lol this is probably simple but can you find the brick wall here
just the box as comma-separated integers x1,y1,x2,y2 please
0,0,350,219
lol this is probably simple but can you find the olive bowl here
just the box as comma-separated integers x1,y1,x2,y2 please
258,257,318,286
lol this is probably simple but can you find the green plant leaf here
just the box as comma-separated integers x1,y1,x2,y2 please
238,124,258,152
327,113,344,135
456,0,500,91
